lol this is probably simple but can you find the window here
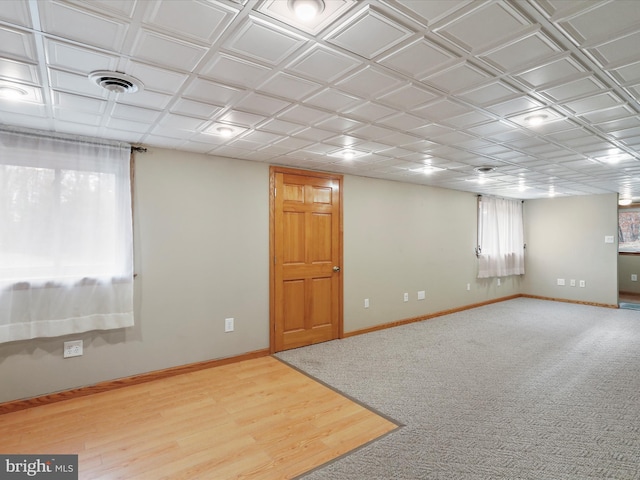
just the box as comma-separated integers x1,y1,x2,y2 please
0,129,134,343
619,206,640,253
476,196,525,278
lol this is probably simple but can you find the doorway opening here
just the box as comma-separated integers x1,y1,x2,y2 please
618,203,640,309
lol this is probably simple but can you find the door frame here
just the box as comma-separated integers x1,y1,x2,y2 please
269,165,344,353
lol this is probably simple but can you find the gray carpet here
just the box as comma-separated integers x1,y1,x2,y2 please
276,298,640,479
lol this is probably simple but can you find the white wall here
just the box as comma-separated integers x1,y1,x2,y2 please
523,194,618,306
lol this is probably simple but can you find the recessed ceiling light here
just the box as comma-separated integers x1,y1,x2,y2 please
411,165,444,175
465,177,491,184
524,114,549,126
329,148,367,160
216,126,234,137
599,149,631,164
342,150,355,160
288,0,324,21
422,165,444,174
204,123,247,138
0,86,27,100
88,71,143,94
619,196,633,206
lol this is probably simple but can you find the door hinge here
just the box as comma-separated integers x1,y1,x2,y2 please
273,255,276,265
274,187,276,197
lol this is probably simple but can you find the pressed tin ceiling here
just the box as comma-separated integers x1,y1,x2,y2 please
2,0,640,200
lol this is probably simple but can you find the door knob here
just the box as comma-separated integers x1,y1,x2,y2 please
333,266,341,272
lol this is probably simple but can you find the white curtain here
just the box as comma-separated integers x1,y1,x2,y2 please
477,196,525,278
0,128,134,343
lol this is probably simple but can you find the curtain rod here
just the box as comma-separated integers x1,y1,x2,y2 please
0,125,130,149
478,194,525,203
2,125,147,154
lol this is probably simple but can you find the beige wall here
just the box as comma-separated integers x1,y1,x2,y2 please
618,255,640,294
522,194,618,306
0,148,270,403
0,148,620,403
343,176,521,332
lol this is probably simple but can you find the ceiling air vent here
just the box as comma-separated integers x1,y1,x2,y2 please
474,166,497,174
88,71,143,94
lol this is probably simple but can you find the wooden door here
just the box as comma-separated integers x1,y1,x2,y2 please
270,167,343,352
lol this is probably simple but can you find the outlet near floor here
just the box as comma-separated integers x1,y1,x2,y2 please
225,318,234,333
63,340,83,358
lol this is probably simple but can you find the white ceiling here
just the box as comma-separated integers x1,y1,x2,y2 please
2,0,640,200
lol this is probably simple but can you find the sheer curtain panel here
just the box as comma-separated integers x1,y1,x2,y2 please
477,196,525,278
0,129,134,343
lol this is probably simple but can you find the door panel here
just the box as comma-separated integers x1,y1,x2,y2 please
283,280,305,331
312,186,332,204
310,213,331,262
283,212,305,263
310,277,332,327
271,167,342,352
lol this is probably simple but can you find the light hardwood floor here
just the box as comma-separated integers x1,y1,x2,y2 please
619,291,640,304
0,356,398,479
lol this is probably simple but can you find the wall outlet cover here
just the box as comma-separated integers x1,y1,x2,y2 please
63,340,83,358
225,317,234,332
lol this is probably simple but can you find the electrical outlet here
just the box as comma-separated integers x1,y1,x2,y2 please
417,290,425,300
579,280,586,288
403,292,409,302
632,274,638,282
225,318,234,333
570,279,576,287
63,340,83,358
497,278,501,286
364,298,369,308
557,278,565,286
466,283,471,291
